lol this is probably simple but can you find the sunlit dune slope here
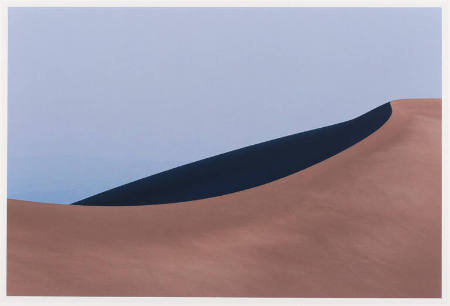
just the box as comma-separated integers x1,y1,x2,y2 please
7,99,441,297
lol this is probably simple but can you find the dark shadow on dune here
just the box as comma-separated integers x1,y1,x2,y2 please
73,102,392,206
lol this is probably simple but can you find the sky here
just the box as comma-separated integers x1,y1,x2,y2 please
8,7,442,204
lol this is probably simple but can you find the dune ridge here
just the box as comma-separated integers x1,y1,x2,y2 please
7,99,441,297
73,102,392,206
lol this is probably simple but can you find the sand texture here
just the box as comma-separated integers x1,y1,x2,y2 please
7,99,441,297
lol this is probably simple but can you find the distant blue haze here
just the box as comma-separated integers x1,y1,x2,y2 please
8,8,442,203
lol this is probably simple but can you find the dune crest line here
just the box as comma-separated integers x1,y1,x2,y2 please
73,102,392,206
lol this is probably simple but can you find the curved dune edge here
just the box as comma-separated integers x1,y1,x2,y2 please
73,103,392,206
7,99,441,297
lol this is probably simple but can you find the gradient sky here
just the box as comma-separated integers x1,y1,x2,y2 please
8,7,442,204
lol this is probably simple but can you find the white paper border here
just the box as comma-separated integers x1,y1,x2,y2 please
0,1,447,305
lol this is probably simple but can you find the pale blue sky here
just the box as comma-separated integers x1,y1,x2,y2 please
8,8,442,203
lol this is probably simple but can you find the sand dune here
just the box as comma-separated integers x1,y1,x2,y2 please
7,99,441,297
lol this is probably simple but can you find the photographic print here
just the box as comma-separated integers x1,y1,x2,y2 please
5,6,442,298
